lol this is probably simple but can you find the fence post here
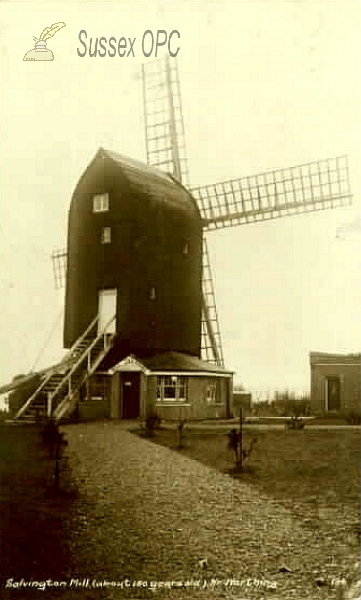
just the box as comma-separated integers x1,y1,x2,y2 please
54,438,60,489
239,407,243,470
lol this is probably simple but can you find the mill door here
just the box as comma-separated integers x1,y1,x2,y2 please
122,373,140,419
326,377,341,411
98,289,117,335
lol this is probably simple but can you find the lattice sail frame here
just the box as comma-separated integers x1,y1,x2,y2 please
142,55,190,186
201,237,224,365
52,249,67,290
192,156,351,230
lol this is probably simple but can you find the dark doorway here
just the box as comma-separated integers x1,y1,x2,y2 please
122,373,140,419
327,377,341,411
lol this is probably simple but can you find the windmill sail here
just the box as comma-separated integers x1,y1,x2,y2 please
52,248,67,289
141,55,190,186
201,236,224,366
192,155,352,231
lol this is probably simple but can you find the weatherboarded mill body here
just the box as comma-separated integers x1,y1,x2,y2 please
65,148,202,358
63,148,233,421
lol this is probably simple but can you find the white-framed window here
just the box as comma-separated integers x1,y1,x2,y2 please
156,375,188,402
207,382,217,403
101,227,111,244
207,379,223,405
93,193,109,213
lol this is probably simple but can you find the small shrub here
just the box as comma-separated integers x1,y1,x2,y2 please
177,419,187,449
0,409,8,422
227,429,257,471
145,412,161,437
41,418,68,489
228,428,240,465
343,410,361,425
285,415,305,430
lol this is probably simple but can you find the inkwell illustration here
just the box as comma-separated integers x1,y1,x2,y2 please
23,22,66,61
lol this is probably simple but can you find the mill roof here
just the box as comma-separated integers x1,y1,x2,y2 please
92,148,201,218
102,148,174,185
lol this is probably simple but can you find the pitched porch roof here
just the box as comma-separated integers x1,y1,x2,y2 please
109,351,233,377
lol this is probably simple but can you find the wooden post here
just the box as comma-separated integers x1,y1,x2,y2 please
54,438,60,489
239,407,243,471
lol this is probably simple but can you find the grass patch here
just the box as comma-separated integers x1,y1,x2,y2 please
0,424,75,586
138,425,360,530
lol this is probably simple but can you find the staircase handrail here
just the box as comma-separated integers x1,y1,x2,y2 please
14,369,54,419
60,314,99,365
49,314,116,407
53,332,115,420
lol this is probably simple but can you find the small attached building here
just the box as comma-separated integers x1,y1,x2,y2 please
310,351,361,414
78,351,233,421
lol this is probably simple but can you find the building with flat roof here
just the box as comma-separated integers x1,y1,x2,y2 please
310,352,361,414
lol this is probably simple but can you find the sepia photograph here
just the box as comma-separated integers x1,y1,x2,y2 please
0,1,360,598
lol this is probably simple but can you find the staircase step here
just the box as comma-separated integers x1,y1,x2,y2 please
45,376,65,383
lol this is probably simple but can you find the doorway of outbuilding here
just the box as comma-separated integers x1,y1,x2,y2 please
121,373,140,419
326,376,341,411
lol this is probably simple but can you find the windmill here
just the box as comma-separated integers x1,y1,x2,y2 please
5,53,350,422
53,55,352,367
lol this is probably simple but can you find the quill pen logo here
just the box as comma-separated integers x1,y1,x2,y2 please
24,22,66,61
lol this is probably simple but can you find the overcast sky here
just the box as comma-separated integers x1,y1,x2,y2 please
1,0,360,399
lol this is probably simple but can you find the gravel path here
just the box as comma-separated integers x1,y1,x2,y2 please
56,421,357,600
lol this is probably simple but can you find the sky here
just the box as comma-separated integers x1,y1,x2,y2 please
0,0,360,400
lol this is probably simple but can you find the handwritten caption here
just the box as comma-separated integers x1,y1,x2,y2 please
5,577,277,592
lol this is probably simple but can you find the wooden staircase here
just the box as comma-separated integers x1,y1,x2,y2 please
14,314,115,422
